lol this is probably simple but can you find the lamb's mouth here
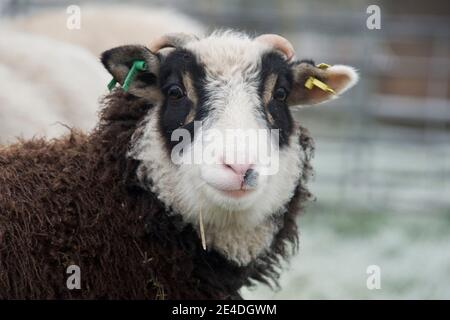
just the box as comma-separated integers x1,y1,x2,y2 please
201,165,260,199
203,180,257,199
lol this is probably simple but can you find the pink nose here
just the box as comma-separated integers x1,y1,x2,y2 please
223,163,253,176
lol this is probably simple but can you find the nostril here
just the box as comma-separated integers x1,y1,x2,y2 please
243,168,254,181
243,168,258,188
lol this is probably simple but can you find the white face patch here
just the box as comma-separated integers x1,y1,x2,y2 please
128,31,304,266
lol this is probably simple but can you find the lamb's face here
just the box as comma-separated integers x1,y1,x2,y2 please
102,31,358,265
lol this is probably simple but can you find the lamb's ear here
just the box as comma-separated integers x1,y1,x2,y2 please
101,45,162,100
287,62,359,106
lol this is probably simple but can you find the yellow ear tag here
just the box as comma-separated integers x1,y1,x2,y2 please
304,76,336,94
316,63,331,69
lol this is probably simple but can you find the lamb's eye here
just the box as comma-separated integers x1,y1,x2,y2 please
167,85,185,100
273,87,288,102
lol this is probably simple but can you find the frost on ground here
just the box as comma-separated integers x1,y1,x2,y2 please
242,206,450,299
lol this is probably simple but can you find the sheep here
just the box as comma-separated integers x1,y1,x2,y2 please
0,29,109,143
1,5,205,142
0,31,358,299
9,5,205,56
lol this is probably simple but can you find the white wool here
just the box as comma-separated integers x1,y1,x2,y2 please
0,29,109,143
9,5,205,56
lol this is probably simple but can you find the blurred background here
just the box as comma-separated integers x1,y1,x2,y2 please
1,0,449,299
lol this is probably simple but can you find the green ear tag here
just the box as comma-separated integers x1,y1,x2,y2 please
107,79,117,91
123,60,147,92
107,60,147,92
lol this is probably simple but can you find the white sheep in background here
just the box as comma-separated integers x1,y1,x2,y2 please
0,5,205,143
0,29,109,143
8,5,206,55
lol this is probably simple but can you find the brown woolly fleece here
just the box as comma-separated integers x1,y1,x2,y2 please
0,91,314,299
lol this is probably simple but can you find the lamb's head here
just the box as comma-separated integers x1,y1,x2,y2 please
101,31,358,265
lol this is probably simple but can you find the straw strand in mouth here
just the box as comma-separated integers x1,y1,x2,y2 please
199,206,207,251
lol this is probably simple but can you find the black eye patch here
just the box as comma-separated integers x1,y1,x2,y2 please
159,77,192,150
259,52,294,148
157,49,208,153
